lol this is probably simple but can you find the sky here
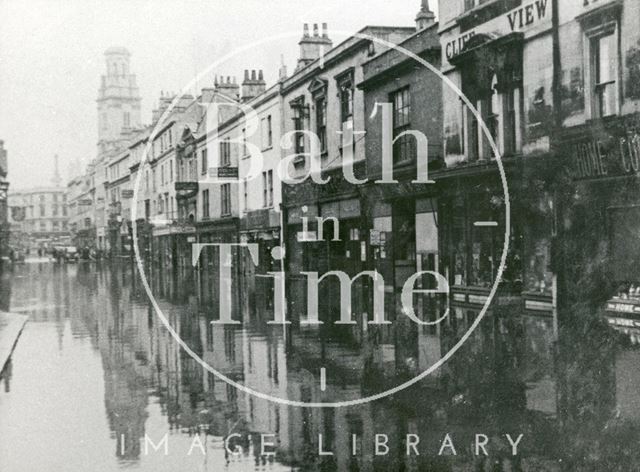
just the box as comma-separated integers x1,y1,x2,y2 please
0,0,439,190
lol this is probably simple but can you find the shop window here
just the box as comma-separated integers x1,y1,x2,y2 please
591,29,619,118
391,87,414,164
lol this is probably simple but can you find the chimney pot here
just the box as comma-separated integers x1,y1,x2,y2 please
313,24,319,37
303,23,309,37
258,70,264,81
322,23,328,38
251,70,256,81
244,69,250,81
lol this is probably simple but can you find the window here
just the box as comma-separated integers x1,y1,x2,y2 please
241,128,248,157
262,116,273,149
161,165,165,186
592,30,618,118
464,0,491,11
292,97,306,155
40,204,46,217
338,72,354,123
243,180,248,211
391,87,414,164
62,205,67,217
52,204,58,216
124,112,130,128
201,149,208,174
169,159,173,182
202,189,210,218
316,97,327,153
221,184,231,216
262,170,273,208
220,138,231,166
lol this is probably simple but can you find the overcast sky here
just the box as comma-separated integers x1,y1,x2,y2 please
0,0,438,190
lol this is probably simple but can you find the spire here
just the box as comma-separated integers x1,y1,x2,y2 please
52,154,62,187
416,0,435,31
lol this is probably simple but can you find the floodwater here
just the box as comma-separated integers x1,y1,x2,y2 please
1,262,640,471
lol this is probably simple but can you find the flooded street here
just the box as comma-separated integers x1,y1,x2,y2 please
1,262,640,471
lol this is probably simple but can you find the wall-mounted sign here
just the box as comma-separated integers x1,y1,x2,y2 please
211,167,239,179
562,114,640,180
78,199,93,206
445,0,550,63
121,190,134,199
175,181,199,200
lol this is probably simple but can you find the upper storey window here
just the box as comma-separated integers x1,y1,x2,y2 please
579,1,622,119
591,29,618,118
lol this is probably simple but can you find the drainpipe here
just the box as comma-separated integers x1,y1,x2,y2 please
551,0,563,129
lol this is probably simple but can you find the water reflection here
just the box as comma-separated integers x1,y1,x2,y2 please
0,263,639,471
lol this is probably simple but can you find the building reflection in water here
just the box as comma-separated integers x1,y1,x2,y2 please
2,263,640,471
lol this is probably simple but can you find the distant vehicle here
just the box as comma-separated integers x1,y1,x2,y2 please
63,246,79,263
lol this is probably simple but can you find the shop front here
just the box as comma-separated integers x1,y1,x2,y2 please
557,112,640,314
282,163,367,335
196,218,240,320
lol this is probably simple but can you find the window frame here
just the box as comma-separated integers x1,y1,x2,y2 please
221,183,231,216
390,86,414,164
589,24,619,119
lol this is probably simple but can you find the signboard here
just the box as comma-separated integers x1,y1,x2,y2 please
297,231,317,242
562,114,640,181
444,0,550,65
175,182,198,192
606,300,640,314
175,181,199,200
370,229,382,246
121,189,134,199
78,199,93,206
210,167,239,179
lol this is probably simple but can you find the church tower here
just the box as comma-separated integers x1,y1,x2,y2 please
97,47,141,155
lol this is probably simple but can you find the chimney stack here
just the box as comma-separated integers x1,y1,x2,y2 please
297,22,332,70
415,0,436,31
215,75,240,100
241,69,266,103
